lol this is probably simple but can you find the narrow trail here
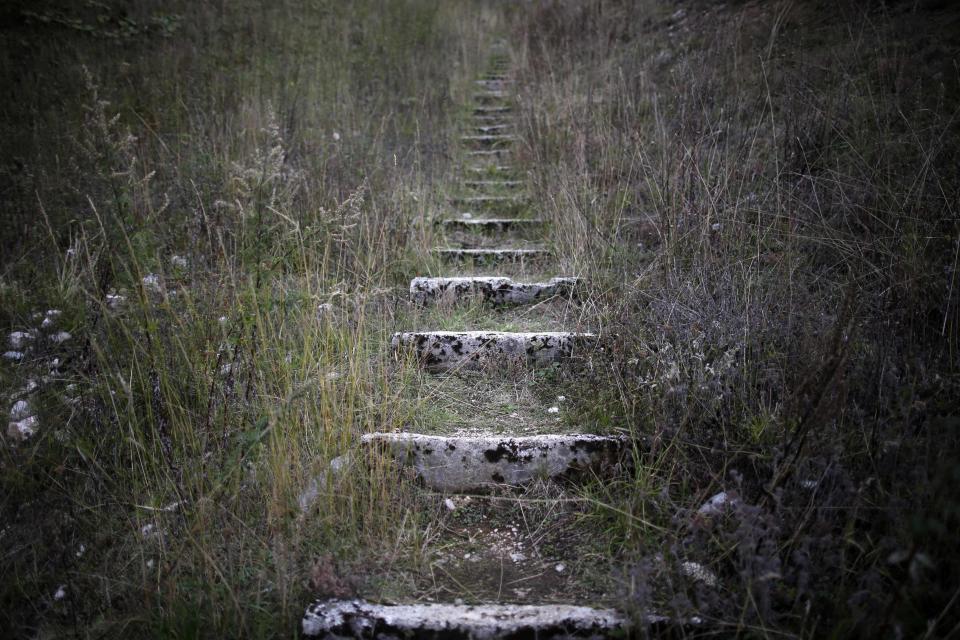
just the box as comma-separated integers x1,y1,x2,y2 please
302,45,634,638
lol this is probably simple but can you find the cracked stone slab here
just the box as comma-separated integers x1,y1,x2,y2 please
392,331,594,371
361,432,626,491
410,276,577,305
435,248,550,263
302,599,627,638
441,218,542,233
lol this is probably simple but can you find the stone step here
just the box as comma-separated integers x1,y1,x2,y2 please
460,134,517,147
362,432,627,491
466,164,514,174
475,78,512,88
392,330,595,371
474,105,512,115
303,599,628,638
466,149,510,158
474,91,509,103
410,276,577,305
473,124,513,134
440,218,542,233
449,195,523,207
464,179,522,189
473,113,514,123
434,248,550,264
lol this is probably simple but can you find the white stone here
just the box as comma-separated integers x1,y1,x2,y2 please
170,255,188,269
41,309,62,329
392,331,595,371
10,400,31,420
444,498,456,511
680,561,718,587
555,563,566,573
509,552,526,563
8,331,33,349
106,293,125,310
142,274,161,291
3,351,24,361
302,599,627,638
434,248,550,263
53,585,66,601
547,406,559,414
50,331,71,344
362,432,626,491
697,491,737,517
7,415,38,440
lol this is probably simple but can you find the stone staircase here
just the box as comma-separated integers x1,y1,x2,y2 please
302,47,634,638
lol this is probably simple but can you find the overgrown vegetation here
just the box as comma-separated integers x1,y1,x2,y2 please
512,0,960,636
1,0,958,637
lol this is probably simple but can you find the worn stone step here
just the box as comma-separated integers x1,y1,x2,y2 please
303,599,628,638
440,217,542,233
466,149,511,158
473,114,514,124
410,276,577,305
474,91,509,104
463,179,522,189
434,248,550,264
392,330,594,371
473,124,513,135
475,78,512,88
460,134,517,147
474,105,512,115
362,433,627,491
466,164,514,174
449,195,523,208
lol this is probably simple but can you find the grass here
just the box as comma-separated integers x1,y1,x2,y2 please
2,0,959,638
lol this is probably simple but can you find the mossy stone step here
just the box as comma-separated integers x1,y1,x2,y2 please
472,124,513,135
360,432,626,491
473,105,511,114
303,600,628,639
463,179,522,189
392,330,594,371
410,276,577,305
460,134,517,147
449,195,523,207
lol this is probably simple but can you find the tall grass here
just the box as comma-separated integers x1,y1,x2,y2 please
0,0,509,636
512,0,960,636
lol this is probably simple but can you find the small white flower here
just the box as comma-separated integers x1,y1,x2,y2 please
50,331,71,344
554,563,565,573
332,131,341,141
547,406,559,414
76,544,86,558
170,255,188,269
142,274,161,291
53,585,67,601
509,552,526,563
8,331,33,349
7,415,38,440
711,222,722,232
681,561,718,587
556,395,566,402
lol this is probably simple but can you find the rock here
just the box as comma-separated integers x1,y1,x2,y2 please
10,399,31,420
142,274,161,291
302,599,627,638
8,331,33,349
2,351,24,361
41,309,61,329
434,248,551,264
316,303,336,322
697,491,738,517
106,293,126,310
50,331,71,344
680,561,718,587
170,255,188,269
299,455,351,513
7,415,38,440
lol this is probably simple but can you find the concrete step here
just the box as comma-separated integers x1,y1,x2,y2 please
473,124,513,134
362,432,627,491
440,218,542,233
464,179,522,189
474,105,512,115
466,149,510,158
461,134,517,147
466,164,514,174
434,248,550,264
410,276,577,305
450,195,523,207
303,599,628,638
392,330,595,371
